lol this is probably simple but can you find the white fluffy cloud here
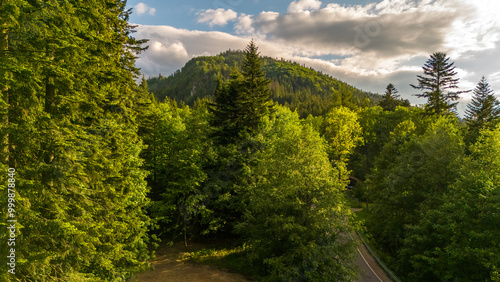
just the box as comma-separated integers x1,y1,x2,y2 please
288,0,322,13
135,25,249,77
235,14,254,35
134,3,156,16
197,8,238,27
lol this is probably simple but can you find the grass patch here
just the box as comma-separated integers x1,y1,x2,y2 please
182,243,259,280
344,191,363,208
345,196,362,208
352,208,369,224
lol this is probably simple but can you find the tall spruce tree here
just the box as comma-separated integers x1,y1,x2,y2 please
465,76,500,144
210,40,273,144
411,52,469,115
1,1,152,280
240,40,274,130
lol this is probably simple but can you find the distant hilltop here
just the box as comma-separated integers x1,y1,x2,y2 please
147,50,383,117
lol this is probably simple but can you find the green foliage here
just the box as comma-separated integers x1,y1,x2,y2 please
0,1,152,280
321,107,362,183
302,114,324,134
5,2,497,281
366,116,464,263
235,106,358,281
411,52,469,115
379,83,410,111
144,101,217,242
322,107,362,162
465,76,500,145
401,125,500,281
331,84,358,110
210,41,273,144
147,50,382,118
349,106,427,182
356,103,500,281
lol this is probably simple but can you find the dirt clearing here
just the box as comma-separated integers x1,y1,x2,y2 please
129,242,252,282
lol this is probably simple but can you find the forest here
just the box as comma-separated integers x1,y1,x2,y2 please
1,1,499,281
147,49,383,118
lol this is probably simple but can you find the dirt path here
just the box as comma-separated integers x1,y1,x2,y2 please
128,243,252,282
130,208,393,282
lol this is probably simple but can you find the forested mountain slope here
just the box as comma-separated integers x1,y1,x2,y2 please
147,50,382,117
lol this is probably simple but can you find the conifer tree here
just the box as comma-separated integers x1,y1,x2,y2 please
379,83,410,111
465,76,500,144
1,1,152,279
411,52,469,115
210,40,273,144
240,40,273,129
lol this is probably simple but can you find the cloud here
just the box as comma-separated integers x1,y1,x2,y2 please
489,72,500,86
288,0,322,13
134,3,156,16
248,0,500,96
235,14,255,35
197,8,238,27
150,41,189,62
443,0,500,58
134,25,251,77
255,1,458,62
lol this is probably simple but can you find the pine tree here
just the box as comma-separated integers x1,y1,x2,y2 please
465,76,500,144
210,40,273,144
240,40,273,129
210,73,244,143
411,52,469,115
379,83,410,111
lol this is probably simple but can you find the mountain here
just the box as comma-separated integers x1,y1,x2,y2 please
146,50,383,117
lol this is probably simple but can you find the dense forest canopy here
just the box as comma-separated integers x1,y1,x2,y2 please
1,1,499,281
1,0,152,280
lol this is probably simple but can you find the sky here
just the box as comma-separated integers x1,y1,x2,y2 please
125,0,500,114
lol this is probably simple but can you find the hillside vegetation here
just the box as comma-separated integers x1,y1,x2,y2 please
147,50,382,117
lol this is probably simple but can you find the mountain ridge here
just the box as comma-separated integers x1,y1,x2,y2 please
147,50,383,117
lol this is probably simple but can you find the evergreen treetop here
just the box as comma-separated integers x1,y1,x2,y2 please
210,40,273,144
411,52,469,115
465,76,499,124
379,83,410,111
464,76,500,144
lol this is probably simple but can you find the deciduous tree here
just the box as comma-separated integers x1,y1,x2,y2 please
236,106,358,281
367,117,464,261
402,125,500,281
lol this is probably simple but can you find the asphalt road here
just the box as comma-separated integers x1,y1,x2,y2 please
355,239,392,282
